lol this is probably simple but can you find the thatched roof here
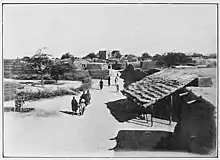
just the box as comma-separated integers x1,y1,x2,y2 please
121,69,197,108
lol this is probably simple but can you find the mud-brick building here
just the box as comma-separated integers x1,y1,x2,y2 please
121,69,216,154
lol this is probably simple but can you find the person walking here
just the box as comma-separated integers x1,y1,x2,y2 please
85,90,91,105
71,96,78,113
108,76,111,86
79,91,87,104
99,79,104,90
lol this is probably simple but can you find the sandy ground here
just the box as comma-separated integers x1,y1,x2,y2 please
4,71,205,157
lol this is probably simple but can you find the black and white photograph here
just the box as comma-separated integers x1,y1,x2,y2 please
2,2,218,158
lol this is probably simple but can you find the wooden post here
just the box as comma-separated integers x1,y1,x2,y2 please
151,106,154,127
169,95,173,125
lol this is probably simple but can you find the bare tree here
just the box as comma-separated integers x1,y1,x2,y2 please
27,47,53,86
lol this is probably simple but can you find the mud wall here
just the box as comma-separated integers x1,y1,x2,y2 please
174,90,216,154
88,69,109,79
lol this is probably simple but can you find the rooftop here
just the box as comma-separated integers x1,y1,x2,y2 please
122,69,197,108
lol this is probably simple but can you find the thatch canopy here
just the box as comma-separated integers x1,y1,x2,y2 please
121,69,197,108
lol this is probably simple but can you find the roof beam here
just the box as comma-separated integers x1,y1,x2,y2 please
179,92,189,97
187,100,197,104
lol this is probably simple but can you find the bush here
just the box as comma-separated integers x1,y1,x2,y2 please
9,74,53,80
13,75,92,102
78,77,92,91
17,89,75,101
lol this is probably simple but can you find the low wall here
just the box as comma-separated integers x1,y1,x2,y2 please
141,61,157,70
198,77,212,87
89,69,109,79
87,63,108,70
63,70,90,81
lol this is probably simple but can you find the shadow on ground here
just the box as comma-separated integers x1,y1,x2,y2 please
60,110,78,116
109,130,174,151
4,107,35,113
109,129,216,156
4,107,60,118
105,99,139,122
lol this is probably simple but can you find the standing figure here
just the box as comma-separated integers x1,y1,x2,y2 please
116,80,120,92
85,90,91,105
108,76,111,86
115,76,118,86
99,79,104,90
71,96,78,113
79,91,87,104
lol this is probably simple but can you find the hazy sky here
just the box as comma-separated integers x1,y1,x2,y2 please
3,4,217,58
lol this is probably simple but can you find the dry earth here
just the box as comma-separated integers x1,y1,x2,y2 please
3,69,213,157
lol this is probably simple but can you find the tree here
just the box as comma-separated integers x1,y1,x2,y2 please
97,51,107,59
120,64,147,88
152,54,162,61
27,48,53,86
207,53,217,59
162,52,192,67
141,52,152,60
61,52,74,60
50,65,65,83
152,54,166,66
111,50,122,59
191,53,204,58
50,66,60,83
22,56,31,62
83,52,97,60
124,54,138,62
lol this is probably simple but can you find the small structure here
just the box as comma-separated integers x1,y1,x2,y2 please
74,59,89,70
121,69,198,120
121,68,216,154
140,60,157,70
86,62,109,79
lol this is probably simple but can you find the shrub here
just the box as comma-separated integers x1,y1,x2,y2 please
78,77,92,91
17,88,75,101
13,75,92,102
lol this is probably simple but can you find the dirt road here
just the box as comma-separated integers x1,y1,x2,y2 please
4,76,204,157
4,78,126,157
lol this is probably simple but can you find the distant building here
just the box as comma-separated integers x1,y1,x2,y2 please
97,50,107,60
111,50,121,59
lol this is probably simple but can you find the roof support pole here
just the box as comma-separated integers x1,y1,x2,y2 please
150,105,154,127
169,94,173,125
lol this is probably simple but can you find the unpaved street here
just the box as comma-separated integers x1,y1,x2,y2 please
4,78,126,157
4,77,202,157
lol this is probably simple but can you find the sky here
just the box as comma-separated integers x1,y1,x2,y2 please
3,4,217,59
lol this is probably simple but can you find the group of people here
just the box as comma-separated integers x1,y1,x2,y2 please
71,90,91,114
99,74,120,92
71,72,120,115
